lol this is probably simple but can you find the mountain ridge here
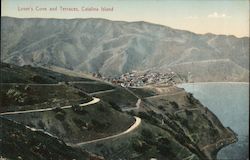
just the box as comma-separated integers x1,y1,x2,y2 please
1,17,249,82
2,16,249,38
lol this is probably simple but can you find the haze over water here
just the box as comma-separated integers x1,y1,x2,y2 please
178,82,249,160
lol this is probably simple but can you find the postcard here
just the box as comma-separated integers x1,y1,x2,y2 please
1,0,249,159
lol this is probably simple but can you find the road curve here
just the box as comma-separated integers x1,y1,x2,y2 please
122,99,141,112
76,116,141,145
0,97,100,116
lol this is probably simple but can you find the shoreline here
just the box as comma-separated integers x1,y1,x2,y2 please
178,81,248,160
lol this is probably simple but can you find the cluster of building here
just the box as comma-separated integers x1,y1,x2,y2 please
93,70,183,87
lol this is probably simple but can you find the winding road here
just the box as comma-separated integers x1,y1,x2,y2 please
1,85,141,146
0,79,144,147
122,99,141,112
0,97,100,116
77,117,141,145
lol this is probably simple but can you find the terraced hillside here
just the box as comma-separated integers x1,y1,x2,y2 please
82,86,237,159
0,63,237,160
0,63,136,159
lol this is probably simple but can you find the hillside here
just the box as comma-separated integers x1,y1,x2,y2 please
0,62,93,84
80,86,237,160
0,63,135,144
0,63,238,159
0,116,104,160
1,17,249,82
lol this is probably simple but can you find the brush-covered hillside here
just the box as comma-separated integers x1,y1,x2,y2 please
0,63,237,160
1,17,249,82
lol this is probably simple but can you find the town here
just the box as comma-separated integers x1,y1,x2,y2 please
93,70,185,87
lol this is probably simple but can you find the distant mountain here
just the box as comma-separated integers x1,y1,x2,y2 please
1,17,249,82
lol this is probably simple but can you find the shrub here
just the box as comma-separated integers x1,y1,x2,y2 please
157,137,176,157
186,93,199,104
127,110,135,116
141,129,153,139
72,105,88,114
138,112,158,124
97,105,107,112
37,120,45,129
185,110,193,116
132,139,150,153
91,119,110,131
157,105,165,111
32,75,50,83
55,111,66,121
141,129,157,145
169,101,179,109
109,101,121,112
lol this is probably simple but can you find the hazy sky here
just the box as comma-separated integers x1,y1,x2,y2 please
1,0,249,37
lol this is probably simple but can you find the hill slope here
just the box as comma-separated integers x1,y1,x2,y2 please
0,117,104,160
0,63,238,159
1,17,249,82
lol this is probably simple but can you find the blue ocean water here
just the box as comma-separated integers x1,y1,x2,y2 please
178,83,249,160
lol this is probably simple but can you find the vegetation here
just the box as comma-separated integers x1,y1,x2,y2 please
0,117,100,160
129,88,156,98
186,93,199,104
0,84,91,112
132,139,150,153
55,110,66,121
72,82,115,93
109,101,122,112
0,62,93,84
94,87,137,109
0,62,237,160
169,101,179,109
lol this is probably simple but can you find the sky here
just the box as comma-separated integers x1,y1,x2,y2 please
1,0,249,37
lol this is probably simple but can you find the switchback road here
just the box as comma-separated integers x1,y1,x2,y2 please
0,97,100,115
76,116,141,145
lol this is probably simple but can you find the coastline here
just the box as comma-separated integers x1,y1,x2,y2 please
178,82,249,159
